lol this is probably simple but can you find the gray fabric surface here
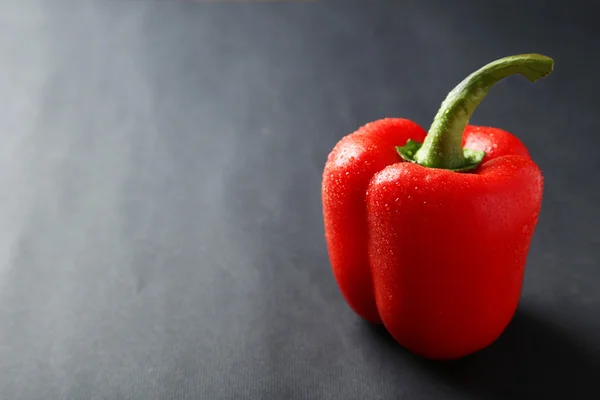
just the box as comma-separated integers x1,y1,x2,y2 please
1,0,598,399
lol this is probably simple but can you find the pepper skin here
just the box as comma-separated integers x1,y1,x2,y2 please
322,54,553,360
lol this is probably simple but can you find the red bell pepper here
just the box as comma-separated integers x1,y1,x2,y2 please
322,54,553,360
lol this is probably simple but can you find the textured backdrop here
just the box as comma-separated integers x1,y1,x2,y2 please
1,0,598,399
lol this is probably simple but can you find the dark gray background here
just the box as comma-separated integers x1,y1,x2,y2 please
1,0,598,399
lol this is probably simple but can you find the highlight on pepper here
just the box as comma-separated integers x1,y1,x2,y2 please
322,54,553,360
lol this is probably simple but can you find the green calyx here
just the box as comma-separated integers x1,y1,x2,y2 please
397,140,485,172
398,53,554,171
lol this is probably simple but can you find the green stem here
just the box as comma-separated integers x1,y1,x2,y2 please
410,54,554,170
